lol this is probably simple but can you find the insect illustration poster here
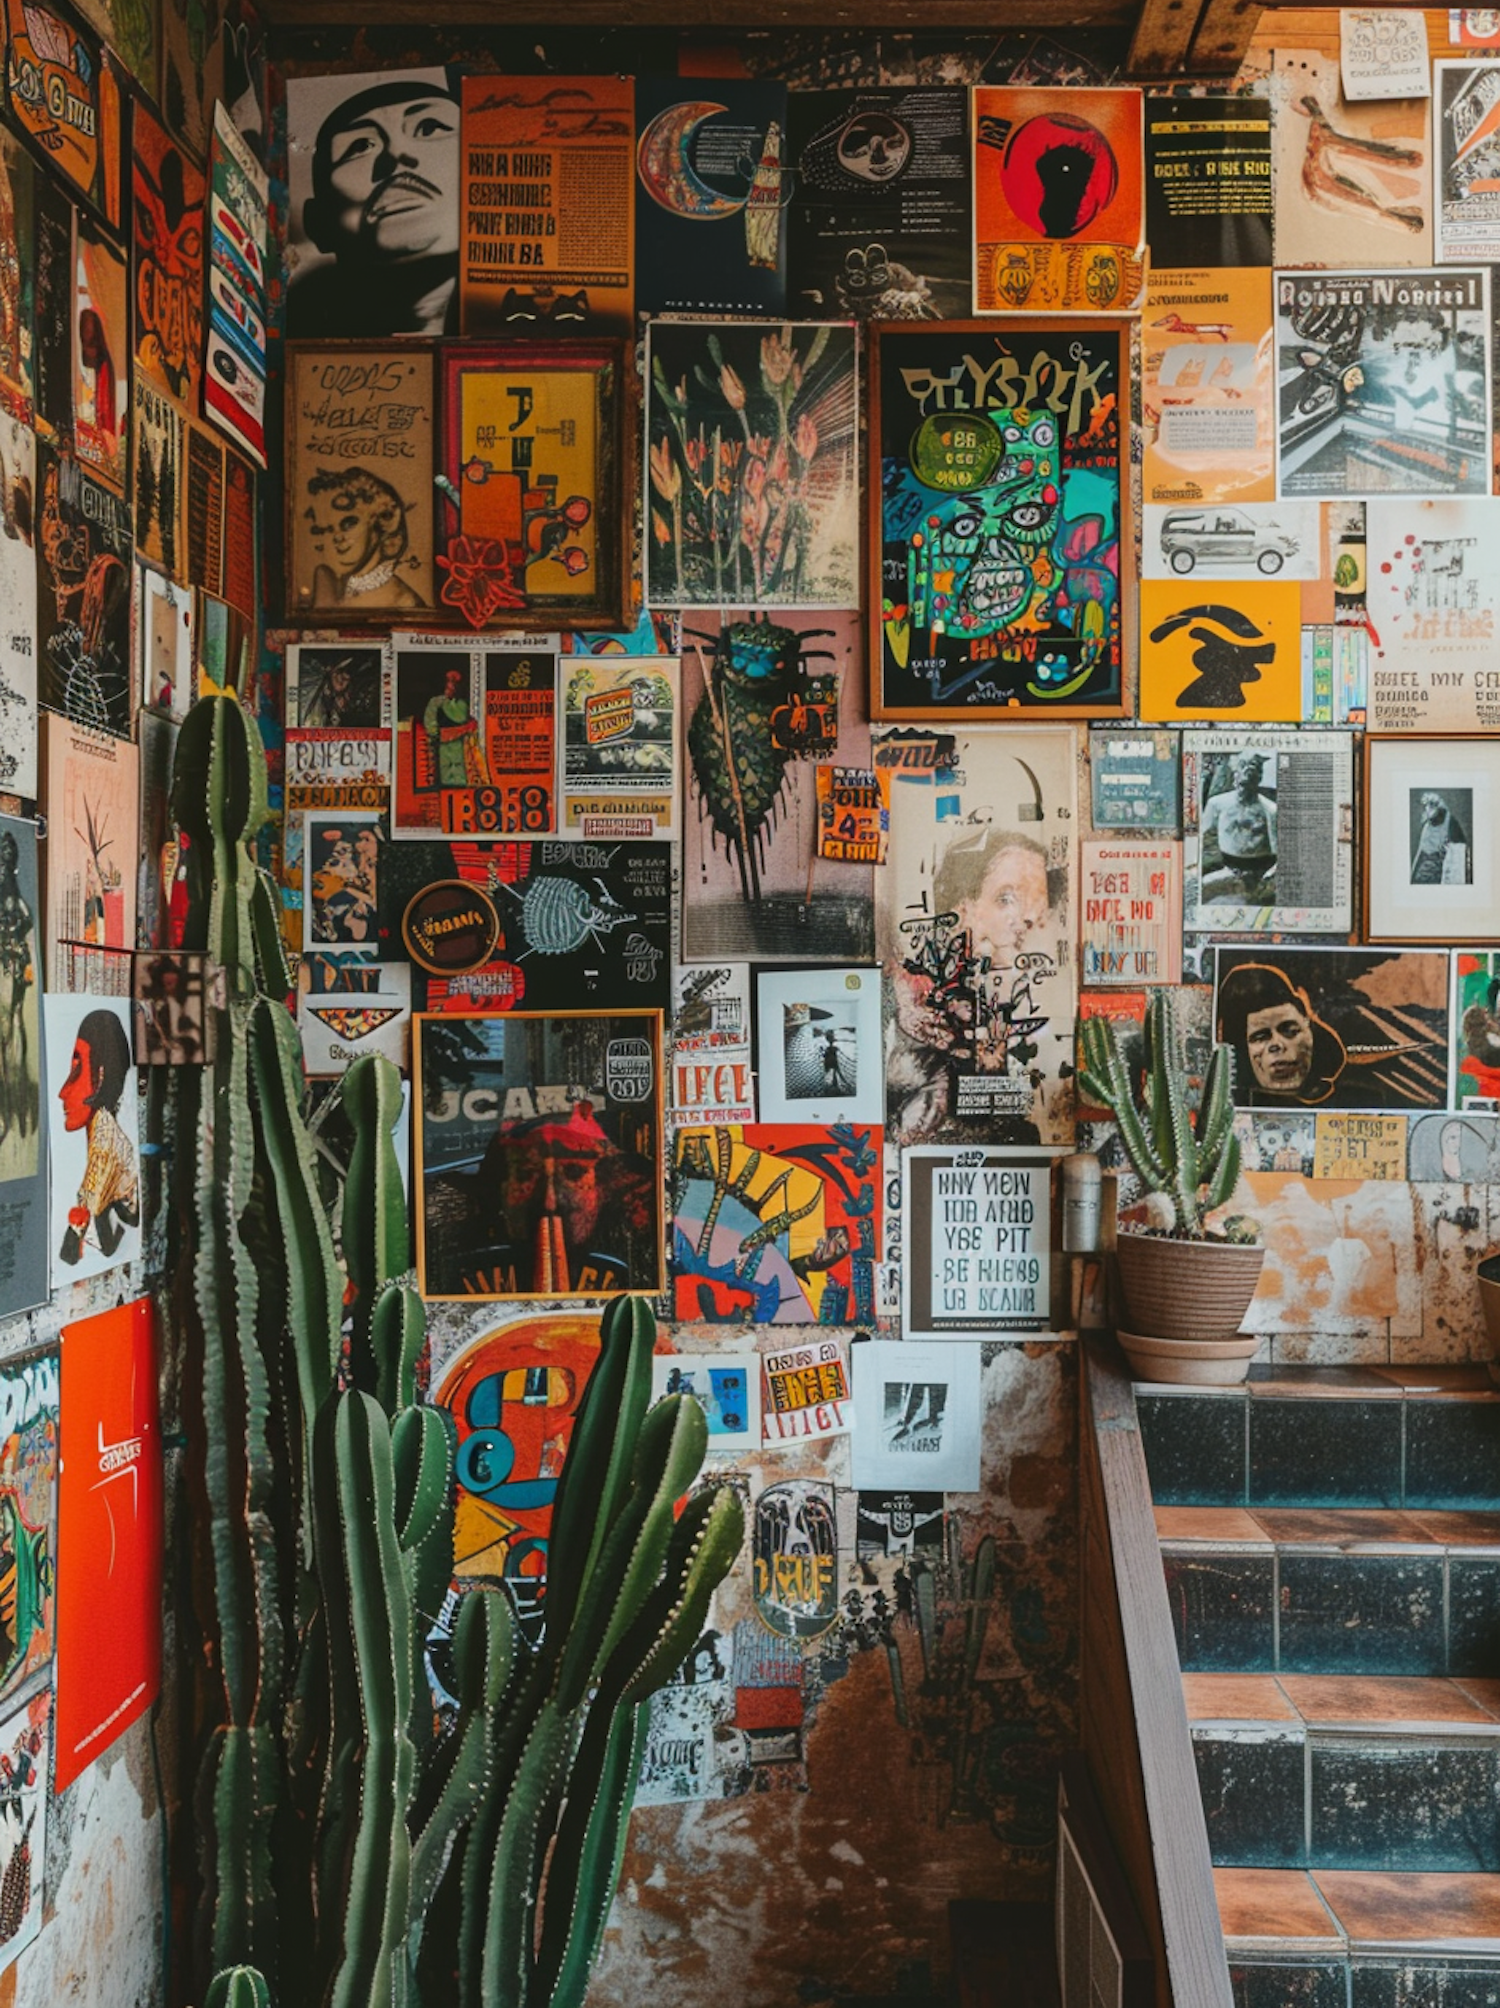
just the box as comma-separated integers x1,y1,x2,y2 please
132,101,205,411
55,1298,161,1793
672,1121,879,1326
35,443,133,737
0,1354,57,1701
788,87,971,323
635,77,788,317
0,818,48,1321
558,656,676,838
680,609,873,964
1142,267,1275,505
1138,580,1304,722
46,994,140,1286
872,320,1125,718
1271,50,1431,268
72,215,129,495
43,716,138,993
0,1687,50,1974
387,639,556,838
645,320,858,610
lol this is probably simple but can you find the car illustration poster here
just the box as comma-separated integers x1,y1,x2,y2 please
1143,267,1274,505
1142,500,1322,581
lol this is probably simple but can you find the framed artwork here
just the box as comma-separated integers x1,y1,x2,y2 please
1365,734,1500,942
437,339,628,631
753,966,883,1124
414,1009,665,1300
902,1144,1058,1338
869,319,1128,719
285,342,437,620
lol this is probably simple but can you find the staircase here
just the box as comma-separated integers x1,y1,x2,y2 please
1138,1363,1500,2005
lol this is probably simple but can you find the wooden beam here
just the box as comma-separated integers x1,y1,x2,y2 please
1189,0,1265,72
1125,0,1207,78
261,0,1135,25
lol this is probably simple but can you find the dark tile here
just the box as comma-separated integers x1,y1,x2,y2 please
1353,1963,1500,2008
1139,1391,1246,1505
1231,1961,1347,2008
1163,1551,1276,1672
1250,1399,1403,1507
1311,1742,1500,1873
1278,1555,1446,1676
1449,1559,1500,1679
1193,1727,1306,1866
1405,1402,1500,1510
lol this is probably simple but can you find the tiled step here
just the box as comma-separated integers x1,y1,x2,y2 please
1158,1506,1500,1677
1216,1865,1500,2006
1186,1671,1500,1872
1137,1367,1500,1511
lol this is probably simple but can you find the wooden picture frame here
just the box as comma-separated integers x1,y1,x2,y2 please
437,338,629,631
868,318,1129,721
413,1008,665,1301
284,341,437,623
1364,732,1500,944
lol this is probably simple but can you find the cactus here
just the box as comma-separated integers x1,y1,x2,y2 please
1078,990,1243,1238
206,1970,273,2008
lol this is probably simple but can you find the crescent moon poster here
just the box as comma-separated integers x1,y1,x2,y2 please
635,78,788,316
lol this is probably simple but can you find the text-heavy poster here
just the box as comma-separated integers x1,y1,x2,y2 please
1365,498,1500,727
0,819,47,1320
1144,96,1273,268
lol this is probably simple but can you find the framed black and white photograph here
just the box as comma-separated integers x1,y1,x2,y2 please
1366,735,1500,942
1184,728,1354,936
850,1340,981,1492
903,1145,1059,1338
754,966,882,1124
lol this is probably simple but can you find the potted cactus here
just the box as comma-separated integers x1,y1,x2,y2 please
1078,991,1265,1384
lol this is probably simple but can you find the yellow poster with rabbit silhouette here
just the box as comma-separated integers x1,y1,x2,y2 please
1138,579,1304,721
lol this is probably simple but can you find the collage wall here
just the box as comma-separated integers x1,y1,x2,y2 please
3,3,1500,2004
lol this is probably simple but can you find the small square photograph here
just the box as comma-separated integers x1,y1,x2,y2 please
882,1377,947,1455
303,815,380,951
650,1353,759,1452
1409,785,1473,887
1366,737,1500,942
133,952,221,1065
287,644,383,730
754,966,882,1124
781,998,858,1103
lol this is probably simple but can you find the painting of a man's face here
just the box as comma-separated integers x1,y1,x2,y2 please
1244,1000,1315,1094
311,90,459,264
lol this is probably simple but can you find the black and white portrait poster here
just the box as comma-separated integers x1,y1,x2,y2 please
285,68,460,338
851,1339,980,1492
1183,728,1355,935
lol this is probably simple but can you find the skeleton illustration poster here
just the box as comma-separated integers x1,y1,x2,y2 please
871,320,1125,718
680,609,873,964
1138,580,1304,722
671,1122,880,1327
0,819,47,1322
1271,50,1432,268
387,638,556,838
0,1687,49,1975
645,320,858,610
132,102,205,410
634,78,788,317
35,443,133,737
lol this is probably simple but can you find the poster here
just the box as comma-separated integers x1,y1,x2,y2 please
681,610,872,964
815,765,889,865
1142,267,1275,506
132,374,183,575
753,966,883,1125
850,1340,981,1492
645,320,858,611
1212,945,1450,1109
0,414,35,797
1364,499,1500,729
557,655,676,839
31,174,72,443
880,724,1077,1144
788,87,971,322
634,78,788,317
671,963,754,1125
1312,1112,1408,1179
204,101,269,466
185,423,226,597
0,1352,54,1697
871,320,1125,717
298,964,409,1076
134,951,218,1066
650,1354,759,1452
42,716,138,992
159,0,225,163
1080,839,1182,985
0,822,47,1319
0,131,34,417
1141,500,1322,582
136,563,193,720
1183,729,1355,934
287,643,383,729
460,74,634,335
133,102,205,412
45,994,139,1284
285,67,459,339
750,1480,838,1640
1089,728,1181,829
1138,579,1304,723
973,86,1145,313
55,1298,161,1794
1455,948,1500,1104
0,1688,49,1975
1270,50,1431,268
760,1339,853,1445
302,814,379,952
1275,267,1492,498
672,1123,879,1326
414,1009,664,1299
387,638,556,839
72,215,128,495
1341,11,1431,101
902,1145,1055,1337
136,712,183,955
4,0,120,226
72,0,154,82
1143,96,1273,268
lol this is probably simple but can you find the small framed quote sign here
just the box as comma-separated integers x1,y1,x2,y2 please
903,1145,1059,1338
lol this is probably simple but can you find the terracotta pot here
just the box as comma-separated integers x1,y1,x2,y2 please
1114,1232,1266,1341
1117,1328,1262,1387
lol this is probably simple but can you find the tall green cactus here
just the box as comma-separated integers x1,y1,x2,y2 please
1077,989,1240,1236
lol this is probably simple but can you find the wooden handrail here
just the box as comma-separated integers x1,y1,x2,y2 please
1079,1337,1232,2008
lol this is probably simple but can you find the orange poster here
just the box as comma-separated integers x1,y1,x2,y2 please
1139,579,1304,723
1143,266,1275,505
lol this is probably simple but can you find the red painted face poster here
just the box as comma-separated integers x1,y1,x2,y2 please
54,1297,161,1792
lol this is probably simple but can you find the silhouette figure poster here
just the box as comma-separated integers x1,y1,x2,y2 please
1138,579,1303,722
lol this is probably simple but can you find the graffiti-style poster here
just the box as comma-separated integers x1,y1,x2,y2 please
45,995,140,1285
879,723,1077,1144
645,320,856,611
387,639,556,838
635,78,788,317
1144,96,1273,269
1143,268,1275,506
42,715,138,992
73,215,128,494
650,1354,759,1451
851,1340,981,1491
681,609,872,963
1364,499,1500,729
871,320,1125,718
671,1122,880,1325
558,655,675,838
1271,50,1431,268
751,1480,838,1640
460,74,634,335
4,0,121,226
1183,728,1355,935
1276,268,1491,499
973,87,1145,313
789,87,971,322
133,373,183,575
415,1009,664,1299
0,132,34,417
0,820,48,1319
0,415,35,798
36,448,131,736
761,1339,852,1445
0,1353,56,1701
1138,580,1303,723
204,102,269,466
55,1298,161,1793
133,102,205,411
0,1687,50,1974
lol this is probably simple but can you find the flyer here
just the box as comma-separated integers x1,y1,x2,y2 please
387,638,557,839
1143,266,1275,506
1365,498,1500,728
1143,95,1273,268
1182,728,1355,935
557,655,676,838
